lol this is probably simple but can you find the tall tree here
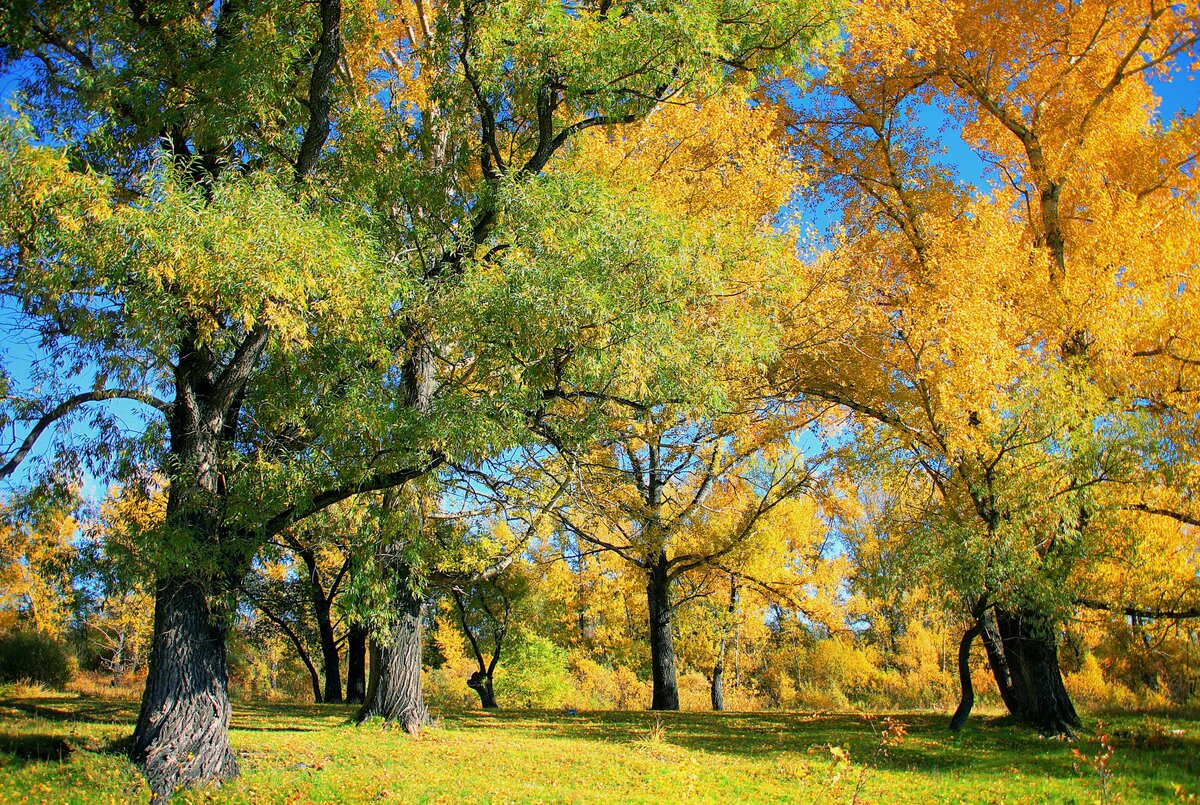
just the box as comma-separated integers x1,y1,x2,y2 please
0,2,437,794
331,0,838,730
784,0,1200,733
0,0,832,788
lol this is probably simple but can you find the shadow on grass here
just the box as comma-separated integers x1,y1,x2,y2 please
0,698,137,726
0,694,357,734
230,700,359,733
0,732,74,763
437,706,1199,794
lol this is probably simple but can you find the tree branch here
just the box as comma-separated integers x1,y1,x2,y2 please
262,455,443,538
295,0,343,180
1076,597,1200,621
1,389,171,480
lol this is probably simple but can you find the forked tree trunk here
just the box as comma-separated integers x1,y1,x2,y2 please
299,547,343,704
346,624,368,704
131,577,237,799
358,562,430,733
451,585,507,711
647,554,679,710
989,607,1080,735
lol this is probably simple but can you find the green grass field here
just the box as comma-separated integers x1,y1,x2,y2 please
1,690,1196,803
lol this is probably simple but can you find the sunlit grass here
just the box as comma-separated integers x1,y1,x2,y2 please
1,689,1197,803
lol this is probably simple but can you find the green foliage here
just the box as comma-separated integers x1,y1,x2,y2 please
494,633,572,709
0,631,73,688
453,172,784,419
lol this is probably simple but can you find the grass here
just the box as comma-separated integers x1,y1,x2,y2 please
1,690,1197,803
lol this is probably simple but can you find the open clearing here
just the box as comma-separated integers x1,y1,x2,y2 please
1,693,1197,803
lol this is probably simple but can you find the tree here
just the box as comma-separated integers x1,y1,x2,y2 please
0,0,835,791
545,405,819,709
783,0,1199,734
0,499,79,638
331,0,838,732
81,482,162,684
0,3,431,793
240,553,329,704
676,492,848,711
243,503,370,704
448,571,523,709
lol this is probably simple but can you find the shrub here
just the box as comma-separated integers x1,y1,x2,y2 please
564,654,652,710
678,671,714,711
496,634,571,708
0,630,73,689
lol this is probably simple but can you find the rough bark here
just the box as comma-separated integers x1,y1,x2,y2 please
131,344,247,799
358,562,430,733
982,606,1081,735
131,577,237,800
647,553,679,710
346,624,368,704
989,607,1081,735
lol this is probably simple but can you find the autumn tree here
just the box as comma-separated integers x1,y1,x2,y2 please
327,0,838,732
80,482,164,684
0,0,837,788
783,0,1200,734
672,491,847,710
540,404,820,709
0,498,80,638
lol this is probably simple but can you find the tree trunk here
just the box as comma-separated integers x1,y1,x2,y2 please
711,573,735,712
299,547,343,704
949,620,984,732
366,639,381,705
131,577,237,800
358,562,430,733
468,671,498,709
980,608,1021,714
711,641,726,712
346,623,368,704
304,652,324,703
314,599,342,704
989,607,1080,735
982,607,1080,735
132,375,242,799
647,554,679,711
